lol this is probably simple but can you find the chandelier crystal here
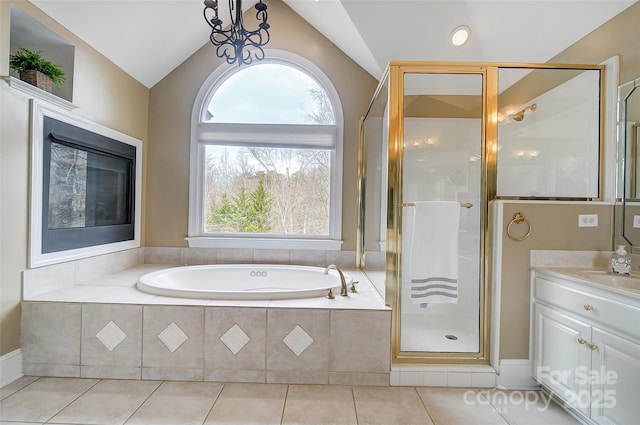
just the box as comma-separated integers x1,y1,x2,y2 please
203,0,270,65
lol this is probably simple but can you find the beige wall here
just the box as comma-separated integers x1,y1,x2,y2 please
551,1,640,84
498,203,613,359
0,1,149,356
145,0,378,249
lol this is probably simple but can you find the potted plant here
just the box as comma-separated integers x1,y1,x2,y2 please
9,47,66,93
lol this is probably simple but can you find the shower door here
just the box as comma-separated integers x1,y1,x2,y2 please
395,69,487,359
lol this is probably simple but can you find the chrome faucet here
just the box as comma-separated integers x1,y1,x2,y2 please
324,264,348,296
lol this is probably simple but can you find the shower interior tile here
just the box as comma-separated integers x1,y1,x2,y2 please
352,386,434,425
126,381,223,425
0,377,98,423
204,383,286,425
49,379,160,425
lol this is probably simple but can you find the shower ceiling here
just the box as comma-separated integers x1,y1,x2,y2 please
29,0,638,88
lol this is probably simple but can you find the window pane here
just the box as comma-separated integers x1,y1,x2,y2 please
204,145,330,235
204,64,335,125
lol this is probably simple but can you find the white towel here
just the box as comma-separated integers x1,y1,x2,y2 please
409,201,460,307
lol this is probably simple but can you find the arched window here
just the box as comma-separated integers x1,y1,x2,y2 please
187,52,343,249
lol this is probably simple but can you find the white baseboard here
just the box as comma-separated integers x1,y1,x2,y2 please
0,349,23,387
496,359,539,389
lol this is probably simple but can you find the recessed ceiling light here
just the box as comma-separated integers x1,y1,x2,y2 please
449,25,471,48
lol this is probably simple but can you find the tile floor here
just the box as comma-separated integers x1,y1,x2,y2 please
0,376,582,425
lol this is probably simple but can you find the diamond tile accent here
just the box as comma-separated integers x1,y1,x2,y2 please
220,323,251,355
96,320,127,351
158,321,189,353
283,325,313,356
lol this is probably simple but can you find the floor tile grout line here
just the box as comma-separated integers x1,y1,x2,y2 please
414,386,440,425
350,385,359,425
279,384,290,425
119,378,164,425
200,381,226,425
0,376,42,402
43,376,102,424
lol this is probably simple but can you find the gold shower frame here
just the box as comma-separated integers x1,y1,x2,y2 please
357,61,606,364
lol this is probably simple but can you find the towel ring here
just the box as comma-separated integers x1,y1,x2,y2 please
507,212,531,241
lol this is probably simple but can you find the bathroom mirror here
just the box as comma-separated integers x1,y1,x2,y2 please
620,77,640,248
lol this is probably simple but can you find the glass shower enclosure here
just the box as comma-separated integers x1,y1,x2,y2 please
358,62,604,363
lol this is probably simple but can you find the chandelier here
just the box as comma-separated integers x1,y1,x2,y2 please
203,0,270,65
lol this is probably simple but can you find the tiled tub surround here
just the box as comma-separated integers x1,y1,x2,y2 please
22,254,391,385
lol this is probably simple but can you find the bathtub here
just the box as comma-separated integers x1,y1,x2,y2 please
136,264,351,300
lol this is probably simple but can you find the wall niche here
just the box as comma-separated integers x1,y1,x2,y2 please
7,5,75,104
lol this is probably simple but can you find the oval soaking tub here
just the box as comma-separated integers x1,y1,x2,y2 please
136,264,351,300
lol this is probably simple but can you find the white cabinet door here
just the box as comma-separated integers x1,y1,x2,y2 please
590,328,640,425
533,302,592,416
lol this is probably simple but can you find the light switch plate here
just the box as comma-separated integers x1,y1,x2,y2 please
633,215,640,228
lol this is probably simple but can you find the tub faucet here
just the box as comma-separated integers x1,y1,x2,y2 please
324,264,348,297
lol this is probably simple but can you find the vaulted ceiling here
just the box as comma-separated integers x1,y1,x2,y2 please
30,0,638,88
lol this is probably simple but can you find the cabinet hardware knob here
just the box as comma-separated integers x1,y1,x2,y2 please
588,343,599,351
583,304,594,311
578,337,587,345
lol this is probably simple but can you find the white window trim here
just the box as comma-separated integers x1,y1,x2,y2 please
187,50,344,250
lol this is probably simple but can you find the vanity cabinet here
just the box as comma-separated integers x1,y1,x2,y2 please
531,272,640,425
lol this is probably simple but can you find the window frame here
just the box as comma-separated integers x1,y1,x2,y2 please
29,100,142,268
187,50,344,250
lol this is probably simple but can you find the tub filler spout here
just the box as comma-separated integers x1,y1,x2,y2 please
324,264,348,297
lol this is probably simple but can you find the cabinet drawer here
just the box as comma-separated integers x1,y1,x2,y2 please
535,277,640,340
